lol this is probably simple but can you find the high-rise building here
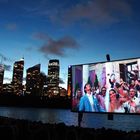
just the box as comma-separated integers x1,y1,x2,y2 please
40,72,47,96
67,65,72,98
26,64,42,96
0,64,4,93
12,58,24,95
47,59,60,96
3,83,14,95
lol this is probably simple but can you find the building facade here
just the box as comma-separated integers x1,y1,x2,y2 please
67,65,72,98
0,64,4,93
26,64,42,96
47,59,60,96
12,58,24,95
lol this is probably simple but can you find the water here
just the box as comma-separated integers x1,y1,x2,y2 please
0,106,140,132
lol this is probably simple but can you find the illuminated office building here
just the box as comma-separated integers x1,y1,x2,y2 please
3,83,14,95
12,58,24,95
26,64,42,96
0,64,4,93
67,65,72,97
47,59,59,96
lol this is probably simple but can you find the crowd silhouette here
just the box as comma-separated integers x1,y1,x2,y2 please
0,116,140,140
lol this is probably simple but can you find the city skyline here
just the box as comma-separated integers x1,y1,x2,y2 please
1,57,65,87
0,58,68,97
0,0,140,89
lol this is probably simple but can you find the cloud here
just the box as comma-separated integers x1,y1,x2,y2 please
33,32,79,57
0,53,8,61
58,0,132,25
0,54,12,71
0,53,13,62
40,36,79,57
20,0,51,18
5,23,17,31
4,64,11,71
32,32,49,41
21,0,132,27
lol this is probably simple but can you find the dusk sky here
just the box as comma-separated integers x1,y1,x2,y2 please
0,0,140,88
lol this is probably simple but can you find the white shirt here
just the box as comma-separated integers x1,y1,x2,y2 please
86,93,94,111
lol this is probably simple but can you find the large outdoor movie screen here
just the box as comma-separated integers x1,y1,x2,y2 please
71,57,140,114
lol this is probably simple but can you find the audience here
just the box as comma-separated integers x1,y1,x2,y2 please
0,116,140,140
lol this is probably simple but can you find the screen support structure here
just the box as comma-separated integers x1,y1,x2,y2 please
106,54,114,120
78,112,83,127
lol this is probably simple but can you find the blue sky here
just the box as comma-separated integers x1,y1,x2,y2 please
0,0,140,88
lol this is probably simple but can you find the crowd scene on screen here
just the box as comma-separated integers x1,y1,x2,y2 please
72,77,140,113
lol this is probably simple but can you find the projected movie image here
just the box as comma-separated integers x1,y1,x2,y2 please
71,58,140,114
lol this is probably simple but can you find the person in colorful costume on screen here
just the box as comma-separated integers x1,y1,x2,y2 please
79,83,100,112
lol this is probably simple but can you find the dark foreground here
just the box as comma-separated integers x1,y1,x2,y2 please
0,116,140,140
0,96,71,109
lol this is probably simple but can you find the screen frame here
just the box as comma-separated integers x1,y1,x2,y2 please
70,56,140,115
